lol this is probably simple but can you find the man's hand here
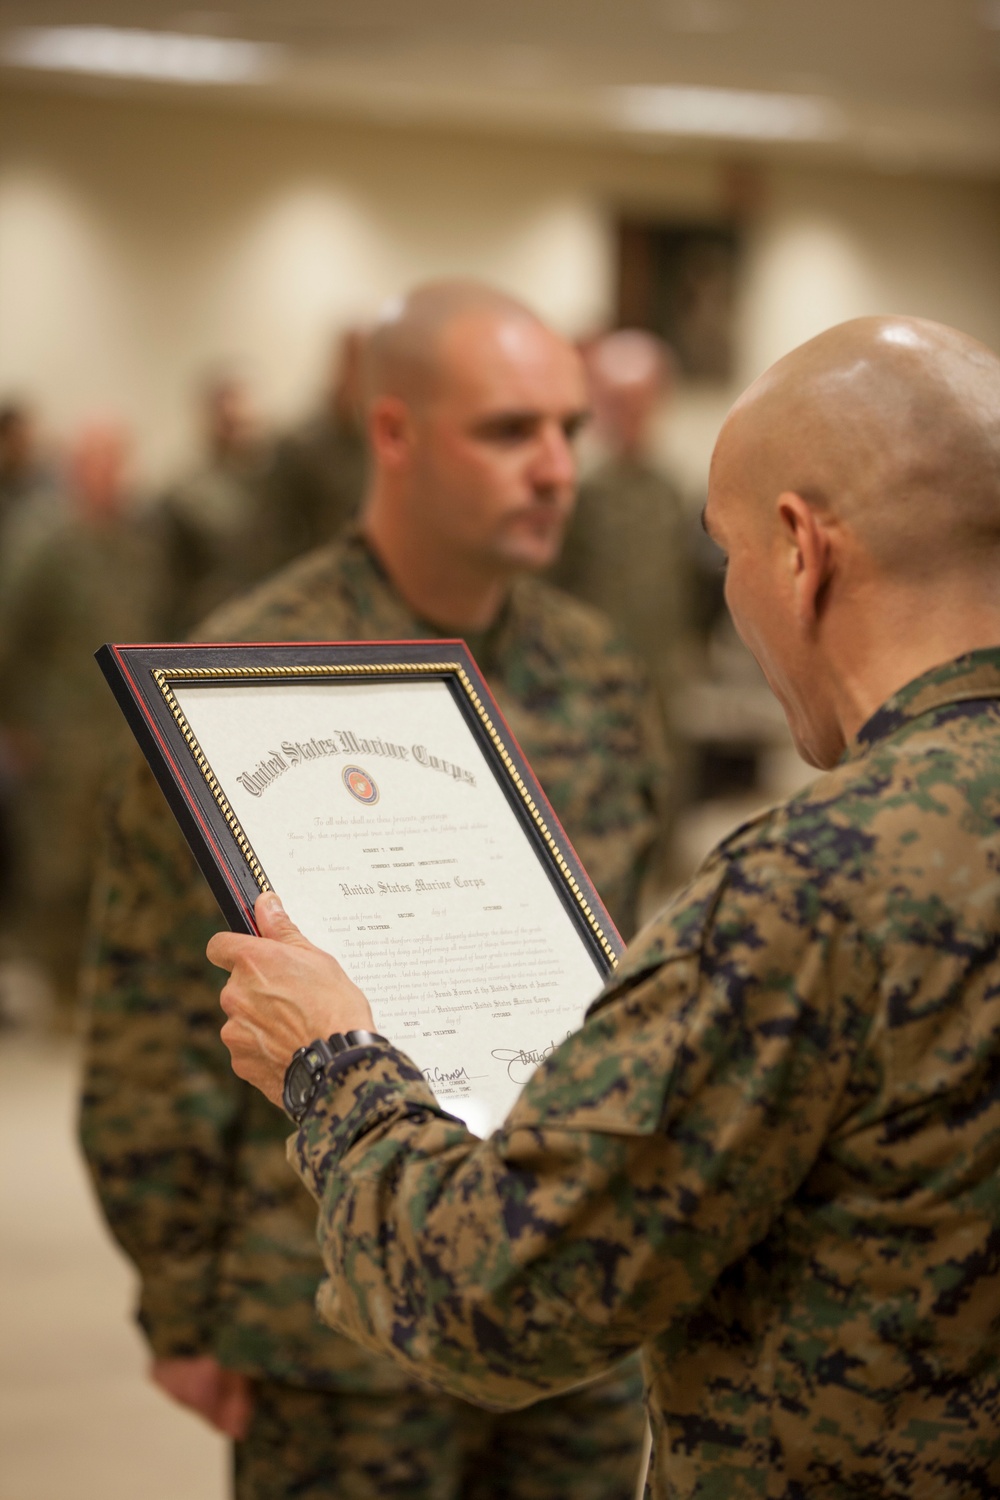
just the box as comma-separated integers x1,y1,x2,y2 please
207,891,376,1108
151,1355,254,1441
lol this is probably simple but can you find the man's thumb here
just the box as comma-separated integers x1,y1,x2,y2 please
255,891,306,944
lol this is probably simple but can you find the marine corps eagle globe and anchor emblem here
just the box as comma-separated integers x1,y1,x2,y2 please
342,765,379,805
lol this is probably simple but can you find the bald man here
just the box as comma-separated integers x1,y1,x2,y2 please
210,315,1000,1499
79,283,665,1500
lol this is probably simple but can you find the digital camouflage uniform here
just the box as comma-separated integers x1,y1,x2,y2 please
80,530,667,1498
552,457,691,699
552,457,693,845
287,649,1000,1499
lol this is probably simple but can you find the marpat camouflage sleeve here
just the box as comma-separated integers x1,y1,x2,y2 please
289,845,875,1409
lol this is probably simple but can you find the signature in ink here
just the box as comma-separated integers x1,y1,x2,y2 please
423,1064,472,1088
491,1042,559,1084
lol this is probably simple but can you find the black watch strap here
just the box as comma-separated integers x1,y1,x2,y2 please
282,1030,390,1123
330,1029,390,1053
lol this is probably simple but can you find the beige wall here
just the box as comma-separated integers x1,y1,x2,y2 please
1,86,999,493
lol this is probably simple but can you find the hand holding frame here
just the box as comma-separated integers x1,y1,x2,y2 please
207,892,376,1108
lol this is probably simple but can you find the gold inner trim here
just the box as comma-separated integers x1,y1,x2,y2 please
152,661,617,965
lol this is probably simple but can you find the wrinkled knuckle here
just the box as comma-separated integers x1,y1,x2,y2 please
220,1017,245,1056
219,981,243,1018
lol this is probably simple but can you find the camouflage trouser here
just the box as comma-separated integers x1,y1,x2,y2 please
233,1360,645,1500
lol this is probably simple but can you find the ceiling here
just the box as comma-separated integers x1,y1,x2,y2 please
2,0,999,174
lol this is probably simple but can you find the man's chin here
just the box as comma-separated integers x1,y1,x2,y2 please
495,527,565,574
788,720,843,773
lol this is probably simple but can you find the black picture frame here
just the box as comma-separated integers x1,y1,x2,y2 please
97,639,623,975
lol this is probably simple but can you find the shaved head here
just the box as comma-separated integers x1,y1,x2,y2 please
716,316,1000,581
361,278,587,630
365,280,548,407
586,327,674,460
706,316,1000,768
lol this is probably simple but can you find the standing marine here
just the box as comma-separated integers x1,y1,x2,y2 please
553,330,691,710
214,315,1000,1500
0,419,156,1011
80,283,668,1499
155,375,272,637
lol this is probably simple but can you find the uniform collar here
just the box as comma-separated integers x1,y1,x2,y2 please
344,527,514,671
843,646,1000,764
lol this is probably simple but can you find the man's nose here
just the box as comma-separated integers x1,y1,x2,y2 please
532,423,576,492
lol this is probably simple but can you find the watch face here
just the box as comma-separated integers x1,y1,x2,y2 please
285,1057,315,1118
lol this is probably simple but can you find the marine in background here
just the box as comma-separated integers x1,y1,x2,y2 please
0,401,67,588
156,375,271,637
553,329,692,705
80,283,668,1500
0,419,157,1011
264,327,369,570
0,400,69,944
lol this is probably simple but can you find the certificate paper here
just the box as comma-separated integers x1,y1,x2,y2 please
98,642,622,1132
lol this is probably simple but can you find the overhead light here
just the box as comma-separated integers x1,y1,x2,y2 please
662,0,737,35
1,26,279,85
612,84,842,142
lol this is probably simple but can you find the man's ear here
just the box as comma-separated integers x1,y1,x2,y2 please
777,491,834,630
368,396,412,468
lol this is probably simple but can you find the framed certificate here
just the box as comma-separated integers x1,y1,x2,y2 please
98,640,622,1131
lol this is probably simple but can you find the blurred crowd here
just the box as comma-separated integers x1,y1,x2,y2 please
0,319,750,1025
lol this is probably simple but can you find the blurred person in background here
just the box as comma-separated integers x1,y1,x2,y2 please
0,400,67,587
264,326,369,570
555,329,692,702
80,281,668,1500
156,373,272,637
0,399,68,966
553,329,693,865
0,401,34,514
0,418,158,1016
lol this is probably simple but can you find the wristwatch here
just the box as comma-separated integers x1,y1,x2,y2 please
282,1030,389,1123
